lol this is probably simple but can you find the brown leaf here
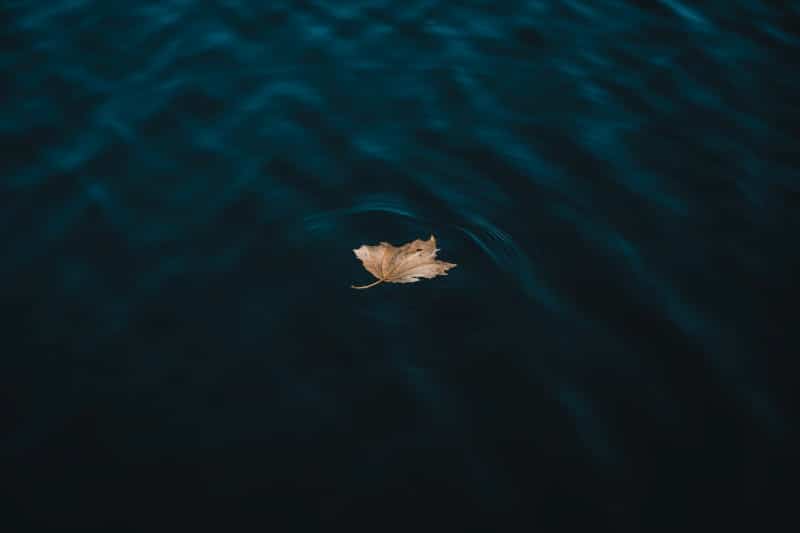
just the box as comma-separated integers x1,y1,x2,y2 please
352,235,457,289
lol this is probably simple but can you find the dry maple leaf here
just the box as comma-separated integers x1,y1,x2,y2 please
352,235,457,289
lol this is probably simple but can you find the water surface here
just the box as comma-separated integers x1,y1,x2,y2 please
2,1,796,530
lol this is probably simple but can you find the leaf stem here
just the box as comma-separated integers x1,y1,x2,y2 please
351,278,384,290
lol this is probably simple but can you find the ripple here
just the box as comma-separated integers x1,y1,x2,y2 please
456,214,562,312
303,196,421,230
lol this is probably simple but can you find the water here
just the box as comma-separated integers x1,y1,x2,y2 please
2,1,796,530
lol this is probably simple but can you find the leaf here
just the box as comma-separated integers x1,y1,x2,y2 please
352,235,457,289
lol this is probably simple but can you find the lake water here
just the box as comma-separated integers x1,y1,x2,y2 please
2,1,796,530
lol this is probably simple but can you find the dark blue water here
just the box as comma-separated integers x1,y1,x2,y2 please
2,1,797,530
